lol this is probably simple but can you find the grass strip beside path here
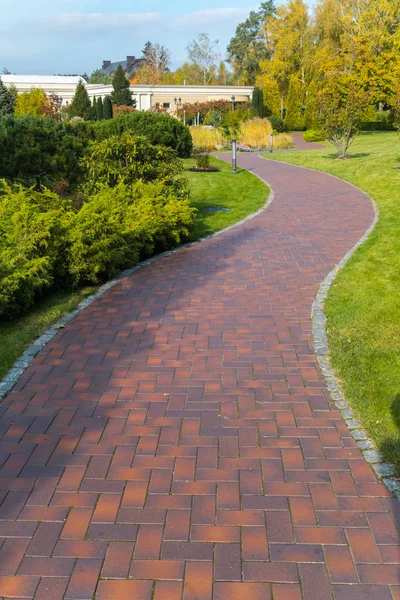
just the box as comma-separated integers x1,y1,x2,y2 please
264,132,400,472
185,156,269,240
0,157,268,382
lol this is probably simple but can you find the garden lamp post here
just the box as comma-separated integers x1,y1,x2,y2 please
269,133,274,153
174,97,183,122
231,138,237,174
231,95,236,112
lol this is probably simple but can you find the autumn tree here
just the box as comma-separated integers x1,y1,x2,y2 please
285,75,305,130
217,61,230,85
0,77,15,115
110,65,135,107
136,42,171,84
257,75,281,117
68,81,94,120
257,0,313,108
227,1,275,84
15,88,47,117
318,76,372,158
304,81,319,129
186,33,220,85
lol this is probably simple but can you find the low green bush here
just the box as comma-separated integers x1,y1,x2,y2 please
0,181,71,318
81,132,189,199
303,129,326,142
79,112,193,157
268,115,286,133
0,112,193,189
68,181,196,285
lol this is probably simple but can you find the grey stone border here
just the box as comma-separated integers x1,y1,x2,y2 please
0,163,274,403
262,154,400,500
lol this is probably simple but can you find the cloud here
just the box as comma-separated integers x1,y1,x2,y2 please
174,7,254,30
40,12,161,32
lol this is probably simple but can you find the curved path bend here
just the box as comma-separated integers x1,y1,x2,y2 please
0,153,398,600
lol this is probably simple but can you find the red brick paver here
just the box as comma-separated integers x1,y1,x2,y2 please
0,153,398,599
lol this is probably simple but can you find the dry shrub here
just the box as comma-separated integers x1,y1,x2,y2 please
273,134,295,150
189,126,225,149
239,118,272,148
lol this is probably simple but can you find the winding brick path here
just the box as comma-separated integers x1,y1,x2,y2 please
0,153,399,600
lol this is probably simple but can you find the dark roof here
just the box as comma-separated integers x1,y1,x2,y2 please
101,56,144,78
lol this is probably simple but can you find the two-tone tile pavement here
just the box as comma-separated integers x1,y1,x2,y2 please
0,150,398,599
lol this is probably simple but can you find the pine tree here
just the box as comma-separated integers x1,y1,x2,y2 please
103,97,113,119
304,81,318,129
69,80,93,120
110,65,135,107
0,77,15,115
252,87,265,118
284,75,305,131
97,97,104,120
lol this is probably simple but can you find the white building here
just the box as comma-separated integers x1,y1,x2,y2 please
2,75,253,112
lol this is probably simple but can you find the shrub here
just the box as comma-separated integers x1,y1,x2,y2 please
68,181,196,285
0,115,84,188
273,134,295,149
303,129,325,142
195,151,211,169
87,112,192,157
0,181,71,318
203,110,222,127
189,126,225,149
268,115,286,133
239,117,272,148
81,132,188,200
113,105,136,118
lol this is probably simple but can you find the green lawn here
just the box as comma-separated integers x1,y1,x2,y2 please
265,132,400,472
0,157,268,382
0,288,96,380
184,156,269,240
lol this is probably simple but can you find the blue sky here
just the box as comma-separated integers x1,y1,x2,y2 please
1,0,261,75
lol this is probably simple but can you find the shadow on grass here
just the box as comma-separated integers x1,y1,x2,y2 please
378,393,400,474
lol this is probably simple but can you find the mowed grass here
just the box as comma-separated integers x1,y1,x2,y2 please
0,157,268,381
0,288,96,379
265,132,400,471
184,156,269,239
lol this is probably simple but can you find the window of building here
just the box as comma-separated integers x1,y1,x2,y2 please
163,102,171,109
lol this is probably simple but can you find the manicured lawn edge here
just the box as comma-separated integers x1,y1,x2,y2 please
0,158,271,402
261,150,400,497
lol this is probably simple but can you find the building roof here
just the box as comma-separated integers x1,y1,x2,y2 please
1,75,85,84
101,57,144,79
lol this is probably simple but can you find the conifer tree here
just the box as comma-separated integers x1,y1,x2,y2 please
259,77,282,118
103,97,113,119
97,97,104,120
110,65,135,107
252,87,265,117
284,75,305,131
69,80,93,120
0,77,15,115
304,81,318,129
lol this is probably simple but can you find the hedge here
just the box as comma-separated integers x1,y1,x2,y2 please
0,178,195,318
0,112,193,188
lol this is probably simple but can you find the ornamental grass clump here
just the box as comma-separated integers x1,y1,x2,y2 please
189,126,225,149
239,117,273,149
273,134,295,149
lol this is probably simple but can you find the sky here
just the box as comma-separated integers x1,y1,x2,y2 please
0,0,262,76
